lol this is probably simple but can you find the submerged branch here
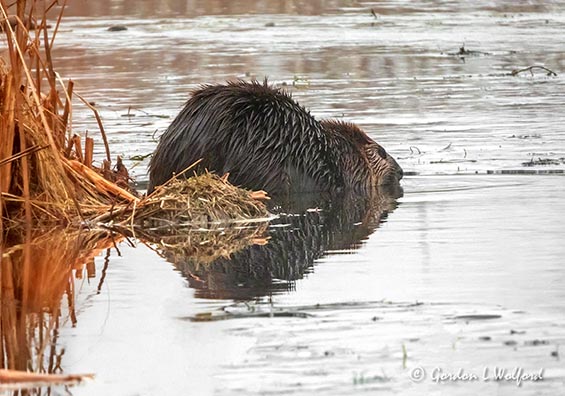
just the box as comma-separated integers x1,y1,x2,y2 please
511,65,557,77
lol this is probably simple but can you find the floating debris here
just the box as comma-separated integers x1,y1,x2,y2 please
510,329,526,335
508,134,542,139
522,157,565,167
454,314,502,321
525,339,549,346
107,25,128,32
446,46,492,57
511,65,557,77
487,169,565,175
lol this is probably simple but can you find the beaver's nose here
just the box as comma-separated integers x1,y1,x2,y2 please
397,166,404,180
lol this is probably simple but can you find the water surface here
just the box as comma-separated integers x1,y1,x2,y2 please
3,1,565,395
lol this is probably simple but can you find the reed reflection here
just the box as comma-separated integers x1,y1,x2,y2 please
0,229,117,391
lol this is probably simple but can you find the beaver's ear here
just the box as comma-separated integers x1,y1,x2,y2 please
366,144,388,161
375,145,388,160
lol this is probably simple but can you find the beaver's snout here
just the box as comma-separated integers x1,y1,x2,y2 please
392,156,403,181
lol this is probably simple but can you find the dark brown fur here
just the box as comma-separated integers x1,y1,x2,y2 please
148,80,402,195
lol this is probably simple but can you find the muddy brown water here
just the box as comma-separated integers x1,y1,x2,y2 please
3,1,565,395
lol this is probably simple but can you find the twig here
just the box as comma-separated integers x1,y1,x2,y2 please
72,135,83,162
146,158,203,198
48,0,67,49
61,79,74,132
130,198,137,241
75,92,112,163
0,145,47,168
511,66,557,77
409,146,422,155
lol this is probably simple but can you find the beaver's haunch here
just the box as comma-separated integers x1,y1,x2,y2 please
148,80,402,195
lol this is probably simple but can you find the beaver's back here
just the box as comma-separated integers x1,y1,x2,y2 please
148,80,343,194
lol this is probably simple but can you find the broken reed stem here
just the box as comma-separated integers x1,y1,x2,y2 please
0,9,17,196
72,135,83,163
42,12,55,82
0,145,46,168
64,160,138,202
61,79,74,133
47,0,66,49
84,137,94,168
75,92,111,163
0,76,16,195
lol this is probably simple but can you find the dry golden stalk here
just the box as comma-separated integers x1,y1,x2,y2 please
72,135,83,163
64,159,138,203
0,369,94,386
84,137,94,167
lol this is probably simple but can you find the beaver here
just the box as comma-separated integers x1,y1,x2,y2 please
148,80,402,195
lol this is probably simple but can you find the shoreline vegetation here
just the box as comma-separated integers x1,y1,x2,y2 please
0,1,269,388
0,1,269,231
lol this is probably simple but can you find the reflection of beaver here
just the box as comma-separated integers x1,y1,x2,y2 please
148,80,403,195
167,190,399,300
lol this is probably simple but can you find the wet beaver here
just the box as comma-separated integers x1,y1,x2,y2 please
148,80,402,195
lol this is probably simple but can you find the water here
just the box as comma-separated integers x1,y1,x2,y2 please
2,1,565,395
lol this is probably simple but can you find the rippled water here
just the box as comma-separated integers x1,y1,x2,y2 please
4,1,565,395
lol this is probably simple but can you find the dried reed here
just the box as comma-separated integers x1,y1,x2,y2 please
0,1,269,231
0,0,134,229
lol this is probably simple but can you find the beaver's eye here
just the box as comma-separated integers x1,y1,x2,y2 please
376,145,387,159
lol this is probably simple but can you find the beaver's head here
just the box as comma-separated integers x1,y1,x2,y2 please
365,142,404,187
320,120,403,189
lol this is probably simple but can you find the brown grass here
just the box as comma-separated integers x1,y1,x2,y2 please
1,1,129,227
0,1,269,231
